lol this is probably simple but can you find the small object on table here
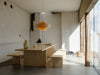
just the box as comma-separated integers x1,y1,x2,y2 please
24,40,28,49
37,38,42,43
33,44,37,48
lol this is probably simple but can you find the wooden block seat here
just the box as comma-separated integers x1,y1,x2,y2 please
46,58,53,67
51,55,63,67
54,49,66,59
46,49,65,67
7,51,23,65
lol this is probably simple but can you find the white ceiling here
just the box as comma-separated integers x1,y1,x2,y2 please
9,0,81,13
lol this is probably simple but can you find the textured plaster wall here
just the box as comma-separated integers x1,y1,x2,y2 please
62,12,80,52
30,12,61,50
0,0,30,63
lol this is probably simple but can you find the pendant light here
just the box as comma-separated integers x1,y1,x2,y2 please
36,21,50,31
36,0,51,31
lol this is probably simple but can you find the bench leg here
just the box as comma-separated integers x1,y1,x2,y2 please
53,57,63,67
46,59,53,68
12,56,21,65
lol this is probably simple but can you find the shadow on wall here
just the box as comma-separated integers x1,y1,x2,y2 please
62,26,80,53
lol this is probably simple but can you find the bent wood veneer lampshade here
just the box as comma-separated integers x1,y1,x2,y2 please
36,21,50,31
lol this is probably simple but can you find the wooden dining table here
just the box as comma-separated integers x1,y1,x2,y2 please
15,44,56,67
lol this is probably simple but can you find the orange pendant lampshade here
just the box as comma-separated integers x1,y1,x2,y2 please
36,21,50,31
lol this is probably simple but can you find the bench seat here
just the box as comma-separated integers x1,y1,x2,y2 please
46,49,66,67
8,51,23,56
51,55,63,67
8,51,23,65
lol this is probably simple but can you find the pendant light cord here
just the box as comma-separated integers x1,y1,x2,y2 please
42,31,43,43
42,0,44,43
42,0,45,21
39,31,43,43
42,0,44,12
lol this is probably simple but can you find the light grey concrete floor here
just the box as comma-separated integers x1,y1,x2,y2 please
0,54,98,75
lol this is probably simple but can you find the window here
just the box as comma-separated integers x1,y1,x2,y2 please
90,0,100,72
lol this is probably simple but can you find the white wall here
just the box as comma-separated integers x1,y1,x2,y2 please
42,13,62,50
31,12,80,52
30,12,62,50
62,12,80,52
0,0,30,63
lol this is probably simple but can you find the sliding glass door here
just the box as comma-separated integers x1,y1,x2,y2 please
90,0,100,72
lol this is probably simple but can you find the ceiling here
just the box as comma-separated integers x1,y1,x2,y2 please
9,0,81,13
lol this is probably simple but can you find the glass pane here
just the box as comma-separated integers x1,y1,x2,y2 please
90,8,94,64
94,0,100,71
90,0,100,73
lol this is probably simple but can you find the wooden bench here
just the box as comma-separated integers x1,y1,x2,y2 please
46,58,53,67
51,55,63,67
46,49,66,67
7,51,23,65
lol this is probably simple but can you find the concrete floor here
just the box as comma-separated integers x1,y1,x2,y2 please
0,54,98,75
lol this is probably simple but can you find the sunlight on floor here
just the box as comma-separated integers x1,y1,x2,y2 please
63,54,85,66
